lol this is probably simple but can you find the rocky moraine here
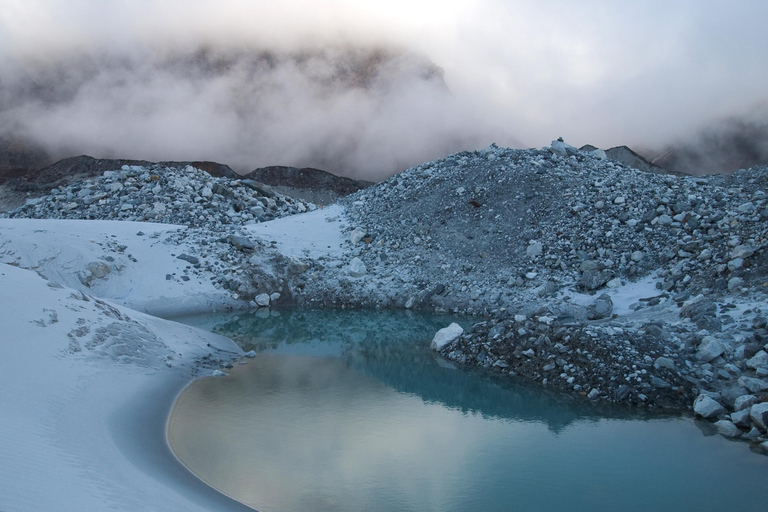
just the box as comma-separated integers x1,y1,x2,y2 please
4,141,768,453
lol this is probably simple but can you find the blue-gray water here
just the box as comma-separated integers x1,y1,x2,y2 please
169,309,768,512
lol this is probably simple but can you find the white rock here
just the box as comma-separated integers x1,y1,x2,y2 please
526,241,543,259
254,293,270,307
749,402,768,431
430,323,464,351
693,394,725,418
630,251,644,262
606,278,622,289
349,228,366,244
348,257,367,277
244,350,257,358
212,370,228,377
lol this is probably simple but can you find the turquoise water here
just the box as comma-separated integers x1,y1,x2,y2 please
169,309,768,512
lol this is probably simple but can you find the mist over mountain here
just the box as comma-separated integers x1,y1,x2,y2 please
641,110,768,175
0,44,498,180
2,1,768,179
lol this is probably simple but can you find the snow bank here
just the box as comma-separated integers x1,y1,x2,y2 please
0,218,242,316
0,261,251,511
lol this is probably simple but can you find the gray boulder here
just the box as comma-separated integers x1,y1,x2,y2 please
347,257,367,278
731,408,752,428
734,394,759,411
747,350,768,370
286,255,310,274
750,403,768,431
693,394,725,418
696,337,724,363
738,376,768,393
581,269,612,290
713,420,742,438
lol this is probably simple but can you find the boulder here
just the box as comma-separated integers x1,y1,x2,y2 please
227,235,255,252
581,269,612,290
731,245,755,259
750,402,768,431
653,357,676,371
286,255,310,274
713,419,742,438
747,350,768,370
526,241,543,259
734,394,760,411
693,394,725,418
587,293,613,320
254,293,270,307
347,257,367,277
696,337,724,363
738,376,768,393
431,323,464,351
349,228,366,244
731,408,752,428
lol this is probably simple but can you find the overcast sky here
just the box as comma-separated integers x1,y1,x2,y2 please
1,0,767,177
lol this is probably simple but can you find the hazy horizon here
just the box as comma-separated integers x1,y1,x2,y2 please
1,0,767,179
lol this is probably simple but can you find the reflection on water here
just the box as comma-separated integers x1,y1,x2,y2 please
170,309,768,512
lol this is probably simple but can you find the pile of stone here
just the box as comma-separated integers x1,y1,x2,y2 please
330,142,768,315
5,164,315,228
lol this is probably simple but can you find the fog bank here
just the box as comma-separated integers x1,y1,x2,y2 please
1,1,767,178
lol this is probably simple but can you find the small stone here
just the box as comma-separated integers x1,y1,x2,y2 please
588,388,600,399
631,251,645,262
526,241,543,259
654,357,676,371
727,258,745,271
254,293,270,307
244,350,257,358
177,254,200,265
731,245,755,259
212,370,228,377
656,214,673,226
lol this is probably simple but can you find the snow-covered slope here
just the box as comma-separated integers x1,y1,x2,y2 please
0,261,251,511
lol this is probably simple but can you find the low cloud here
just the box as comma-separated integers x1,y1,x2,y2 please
1,1,767,178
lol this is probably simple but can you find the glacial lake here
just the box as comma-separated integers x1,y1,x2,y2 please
169,309,768,512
